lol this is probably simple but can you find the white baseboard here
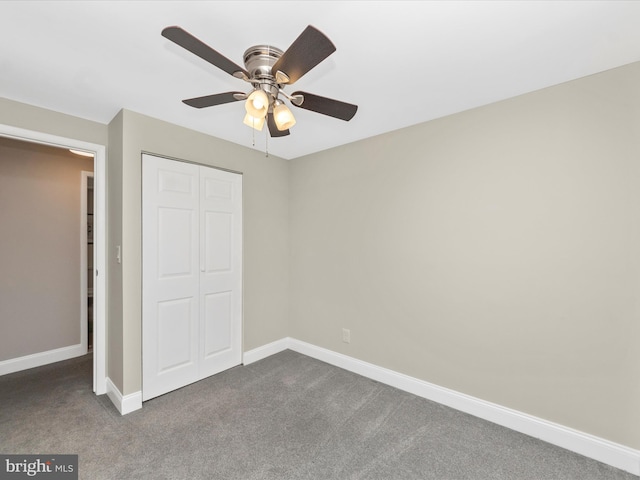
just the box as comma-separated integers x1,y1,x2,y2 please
243,338,290,365
105,378,142,415
0,344,87,376
245,337,640,476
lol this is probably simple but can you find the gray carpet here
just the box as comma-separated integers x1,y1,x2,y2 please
0,350,636,480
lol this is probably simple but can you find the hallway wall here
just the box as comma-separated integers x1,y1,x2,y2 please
0,136,93,360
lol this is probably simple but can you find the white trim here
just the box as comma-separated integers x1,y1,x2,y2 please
244,337,640,476
0,344,87,376
93,139,106,395
0,124,107,395
106,378,143,415
243,338,290,365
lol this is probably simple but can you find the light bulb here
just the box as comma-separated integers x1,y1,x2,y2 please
245,90,269,119
252,96,265,110
69,149,94,158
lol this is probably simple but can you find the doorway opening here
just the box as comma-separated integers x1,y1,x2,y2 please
0,124,106,395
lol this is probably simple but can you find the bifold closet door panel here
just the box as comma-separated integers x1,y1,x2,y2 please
199,166,243,378
142,155,201,401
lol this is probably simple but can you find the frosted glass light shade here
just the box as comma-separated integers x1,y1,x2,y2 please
273,102,296,130
243,113,265,131
245,90,269,119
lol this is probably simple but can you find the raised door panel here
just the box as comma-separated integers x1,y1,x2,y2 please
203,291,232,358
157,297,196,372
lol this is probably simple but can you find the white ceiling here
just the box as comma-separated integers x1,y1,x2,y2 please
2,1,640,160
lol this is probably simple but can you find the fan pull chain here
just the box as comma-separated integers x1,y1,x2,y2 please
251,119,256,147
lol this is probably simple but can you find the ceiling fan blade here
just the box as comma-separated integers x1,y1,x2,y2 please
291,91,358,121
267,113,290,137
182,92,245,109
162,26,249,79
271,26,336,85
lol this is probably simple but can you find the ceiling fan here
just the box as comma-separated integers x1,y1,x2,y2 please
161,25,358,137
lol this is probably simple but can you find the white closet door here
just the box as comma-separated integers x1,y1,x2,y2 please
142,154,243,402
199,166,243,378
143,155,200,401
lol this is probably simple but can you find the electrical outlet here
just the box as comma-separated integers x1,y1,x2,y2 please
342,328,351,344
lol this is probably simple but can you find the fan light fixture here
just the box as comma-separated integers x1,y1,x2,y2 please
273,101,296,131
243,112,265,131
245,90,269,119
161,24,358,147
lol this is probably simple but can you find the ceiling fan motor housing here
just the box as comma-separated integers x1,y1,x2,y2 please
243,45,284,103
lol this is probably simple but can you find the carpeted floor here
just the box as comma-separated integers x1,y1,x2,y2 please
0,350,637,480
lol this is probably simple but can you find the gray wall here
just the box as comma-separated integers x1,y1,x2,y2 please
107,109,290,396
0,136,93,360
290,62,640,449
0,97,107,147
107,111,124,390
